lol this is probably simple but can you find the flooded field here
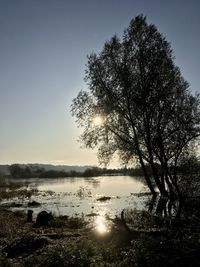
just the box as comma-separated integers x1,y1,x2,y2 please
1,176,150,233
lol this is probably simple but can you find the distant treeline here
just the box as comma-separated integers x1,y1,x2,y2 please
8,161,200,179
8,164,134,179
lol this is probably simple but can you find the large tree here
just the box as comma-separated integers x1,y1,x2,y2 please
71,15,200,215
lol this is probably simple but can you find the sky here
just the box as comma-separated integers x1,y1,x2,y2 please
0,0,199,167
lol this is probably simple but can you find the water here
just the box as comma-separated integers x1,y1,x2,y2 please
2,176,151,233
6,175,149,218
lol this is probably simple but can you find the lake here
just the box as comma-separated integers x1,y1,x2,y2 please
2,175,150,233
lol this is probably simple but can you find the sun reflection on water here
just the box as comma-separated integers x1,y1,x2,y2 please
94,211,110,234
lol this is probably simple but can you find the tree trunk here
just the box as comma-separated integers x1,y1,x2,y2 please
132,126,157,196
149,160,168,197
156,196,168,216
138,155,157,196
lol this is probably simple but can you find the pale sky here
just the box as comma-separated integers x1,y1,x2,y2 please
0,0,199,167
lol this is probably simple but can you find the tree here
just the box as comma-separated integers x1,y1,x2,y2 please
71,15,200,216
9,164,23,178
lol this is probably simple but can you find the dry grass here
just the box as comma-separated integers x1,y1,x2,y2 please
0,209,29,244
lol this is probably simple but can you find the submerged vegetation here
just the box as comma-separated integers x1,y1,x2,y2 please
0,176,38,201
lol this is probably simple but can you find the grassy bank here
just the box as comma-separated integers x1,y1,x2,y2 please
0,208,200,267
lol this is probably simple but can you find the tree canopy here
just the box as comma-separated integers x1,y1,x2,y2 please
71,15,200,215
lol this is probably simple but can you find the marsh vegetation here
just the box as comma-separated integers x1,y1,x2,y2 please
0,172,200,266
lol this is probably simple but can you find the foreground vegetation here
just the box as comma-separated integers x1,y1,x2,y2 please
0,206,200,267
1,173,200,266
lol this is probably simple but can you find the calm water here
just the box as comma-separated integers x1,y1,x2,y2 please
3,176,150,233
6,176,148,217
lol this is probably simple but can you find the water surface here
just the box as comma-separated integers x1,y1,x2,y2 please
6,176,149,220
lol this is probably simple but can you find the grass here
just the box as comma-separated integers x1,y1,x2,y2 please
0,208,200,267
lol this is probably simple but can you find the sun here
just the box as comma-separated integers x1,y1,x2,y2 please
92,115,104,126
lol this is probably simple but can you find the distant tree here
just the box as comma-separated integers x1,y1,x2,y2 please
82,167,102,177
9,164,23,178
71,15,200,216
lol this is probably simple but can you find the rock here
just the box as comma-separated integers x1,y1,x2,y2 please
36,211,53,226
97,196,111,201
